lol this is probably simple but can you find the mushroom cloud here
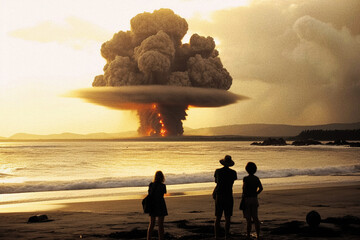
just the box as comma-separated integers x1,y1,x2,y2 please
73,8,246,136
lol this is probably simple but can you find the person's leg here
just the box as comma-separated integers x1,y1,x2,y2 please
158,216,165,240
224,197,233,239
246,217,252,239
147,216,155,240
214,196,223,239
252,202,260,239
224,215,231,239
214,215,222,239
253,216,260,239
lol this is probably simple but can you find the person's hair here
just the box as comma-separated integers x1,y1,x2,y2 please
153,171,165,183
245,162,257,175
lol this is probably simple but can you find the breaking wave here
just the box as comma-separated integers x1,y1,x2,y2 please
1,164,359,194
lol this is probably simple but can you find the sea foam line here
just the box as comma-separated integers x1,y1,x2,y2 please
0,164,359,194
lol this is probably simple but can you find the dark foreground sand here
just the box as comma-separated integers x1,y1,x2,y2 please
0,183,359,240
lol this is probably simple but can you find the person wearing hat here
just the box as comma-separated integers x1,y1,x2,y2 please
213,155,237,239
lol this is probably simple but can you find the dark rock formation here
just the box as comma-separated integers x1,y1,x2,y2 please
326,139,350,145
326,140,360,147
292,140,322,146
27,214,50,223
306,211,321,227
251,138,287,146
349,142,360,147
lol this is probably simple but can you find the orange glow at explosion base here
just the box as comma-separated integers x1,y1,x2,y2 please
151,104,170,137
146,104,170,137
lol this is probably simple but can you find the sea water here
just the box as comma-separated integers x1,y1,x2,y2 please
0,141,359,205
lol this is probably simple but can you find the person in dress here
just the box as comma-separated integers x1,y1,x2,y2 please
213,155,237,239
242,162,263,239
147,171,168,240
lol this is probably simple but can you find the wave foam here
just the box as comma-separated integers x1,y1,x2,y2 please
1,164,359,194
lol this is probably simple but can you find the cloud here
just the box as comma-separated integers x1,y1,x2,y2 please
69,85,246,110
188,0,360,124
10,17,110,49
90,8,236,136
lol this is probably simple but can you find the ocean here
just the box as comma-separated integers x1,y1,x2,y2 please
1,141,359,206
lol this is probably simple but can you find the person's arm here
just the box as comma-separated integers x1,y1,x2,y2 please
242,177,246,196
214,170,218,183
257,179,263,195
148,183,152,194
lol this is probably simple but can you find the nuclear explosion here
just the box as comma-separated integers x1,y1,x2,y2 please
75,8,245,136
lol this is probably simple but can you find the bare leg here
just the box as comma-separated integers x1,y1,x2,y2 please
158,216,165,240
225,215,231,239
147,216,155,240
246,217,252,239
253,216,260,239
214,215,221,239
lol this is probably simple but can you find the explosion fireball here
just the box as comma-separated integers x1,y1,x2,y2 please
73,8,246,136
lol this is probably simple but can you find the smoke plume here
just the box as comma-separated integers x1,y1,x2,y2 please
91,9,237,136
189,0,360,125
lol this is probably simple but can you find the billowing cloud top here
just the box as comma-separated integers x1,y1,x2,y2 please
92,8,232,91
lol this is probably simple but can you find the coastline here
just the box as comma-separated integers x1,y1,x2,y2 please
1,182,359,239
0,136,278,142
2,176,359,211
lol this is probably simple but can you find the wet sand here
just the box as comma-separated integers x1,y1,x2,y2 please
0,183,359,239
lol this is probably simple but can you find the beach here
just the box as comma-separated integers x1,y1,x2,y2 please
1,0,360,239
1,141,359,239
1,183,359,240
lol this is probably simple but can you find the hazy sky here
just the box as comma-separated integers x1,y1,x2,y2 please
0,0,359,137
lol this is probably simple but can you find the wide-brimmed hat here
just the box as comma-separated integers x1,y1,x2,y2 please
219,155,234,167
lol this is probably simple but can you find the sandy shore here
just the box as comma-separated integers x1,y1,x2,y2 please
0,183,359,240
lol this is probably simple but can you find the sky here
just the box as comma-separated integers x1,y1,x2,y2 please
0,0,359,137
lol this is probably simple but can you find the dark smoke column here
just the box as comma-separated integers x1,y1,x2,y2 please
137,104,188,136
92,9,233,136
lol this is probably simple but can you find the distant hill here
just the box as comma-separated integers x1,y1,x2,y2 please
184,122,360,137
2,122,360,140
296,129,360,140
8,131,137,140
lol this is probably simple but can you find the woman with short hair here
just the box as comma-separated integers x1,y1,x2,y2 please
242,162,263,239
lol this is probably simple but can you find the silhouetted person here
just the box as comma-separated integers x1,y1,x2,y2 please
242,162,263,239
213,155,237,239
147,171,168,240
